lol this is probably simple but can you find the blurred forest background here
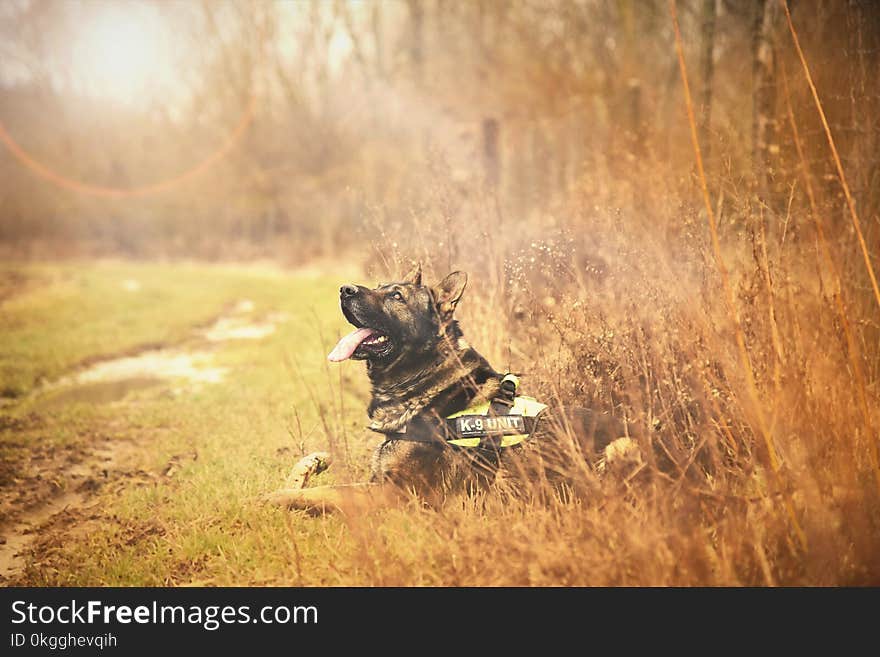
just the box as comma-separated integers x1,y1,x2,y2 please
1,0,877,262
2,0,880,584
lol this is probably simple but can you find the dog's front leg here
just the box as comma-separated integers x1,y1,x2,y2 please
266,482,403,514
266,451,404,514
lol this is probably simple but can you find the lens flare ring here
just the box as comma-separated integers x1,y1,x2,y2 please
0,95,256,199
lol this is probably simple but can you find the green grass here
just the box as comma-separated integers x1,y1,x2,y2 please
1,261,299,397
1,260,379,585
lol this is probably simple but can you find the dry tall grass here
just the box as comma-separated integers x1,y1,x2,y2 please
346,167,879,585
336,21,880,587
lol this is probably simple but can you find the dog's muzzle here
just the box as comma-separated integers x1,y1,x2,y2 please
328,286,392,362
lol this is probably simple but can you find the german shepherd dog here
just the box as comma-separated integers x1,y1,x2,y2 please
267,264,552,513
267,264,636,513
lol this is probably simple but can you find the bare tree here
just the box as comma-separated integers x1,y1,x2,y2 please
752,0,781,196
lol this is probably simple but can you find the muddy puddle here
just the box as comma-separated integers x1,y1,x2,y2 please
67,350,228,390
41,298,288,402
201,300,290,342
0,298,287,582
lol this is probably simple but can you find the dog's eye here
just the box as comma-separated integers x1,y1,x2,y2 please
391,291,403,301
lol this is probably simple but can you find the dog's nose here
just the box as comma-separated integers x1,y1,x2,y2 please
340,284,358,297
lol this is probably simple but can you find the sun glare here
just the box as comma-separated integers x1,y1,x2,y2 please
69,3,172,105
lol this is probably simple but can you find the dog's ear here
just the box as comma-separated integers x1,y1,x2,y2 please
434,271,467,318
402,262,422,286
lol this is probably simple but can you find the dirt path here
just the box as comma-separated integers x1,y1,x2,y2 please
0,299,289,584
0,437,141,581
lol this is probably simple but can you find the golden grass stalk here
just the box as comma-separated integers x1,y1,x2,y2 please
780,60,880,496
668,0,806,550
780,0,880,314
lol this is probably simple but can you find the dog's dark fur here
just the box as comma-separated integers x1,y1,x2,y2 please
268,265,630,513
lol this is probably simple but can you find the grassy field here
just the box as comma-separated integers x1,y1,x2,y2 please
0,260,381,585
1,256,879,586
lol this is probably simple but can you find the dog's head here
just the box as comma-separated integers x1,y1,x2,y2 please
327,264,467,365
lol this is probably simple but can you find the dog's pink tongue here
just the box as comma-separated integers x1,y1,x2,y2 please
328,328,376,362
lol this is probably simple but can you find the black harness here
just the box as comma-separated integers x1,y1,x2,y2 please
372,374,546,451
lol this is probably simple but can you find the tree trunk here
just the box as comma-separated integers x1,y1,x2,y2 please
371,1,384,80
482,118,500,189
406,0,424,83
752,0,781,198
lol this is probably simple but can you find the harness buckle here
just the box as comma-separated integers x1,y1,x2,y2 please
494,373,518,408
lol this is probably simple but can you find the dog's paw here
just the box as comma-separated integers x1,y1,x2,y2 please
284,451,332,489
597,437,642,475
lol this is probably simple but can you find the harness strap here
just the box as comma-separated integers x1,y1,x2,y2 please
488,373,516,413
372,373,547,449
483,373,517,450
